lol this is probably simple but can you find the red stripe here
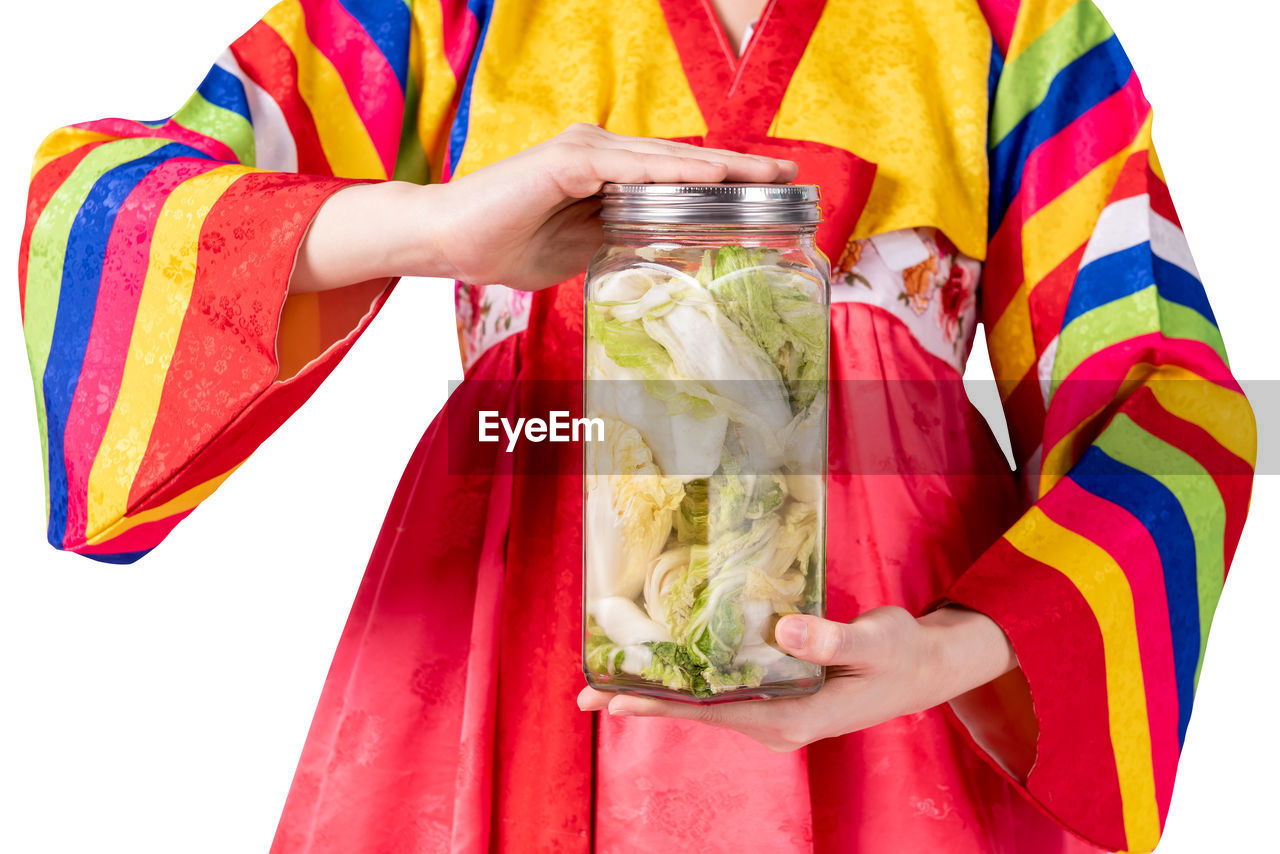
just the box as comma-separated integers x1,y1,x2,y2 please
1039,478,1180,827
1105,147,1152,206
439,0,479,81
1003,371,1045,466
1043,334,1237,463
975,0,1020,56
1124,387,1255,573
128,176,374,515
1019,74,1146,218
74,118,239,164
1146,167,1180,227
59,158,225,548
948,537,1127,850
74,509,192,557
979,207,1024,329
300,0,403,176
128,173,356,509
1028,243,1086,352
19,142,107,320
141,281,393,514
230,21,332,175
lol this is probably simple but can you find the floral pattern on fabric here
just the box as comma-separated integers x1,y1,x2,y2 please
831,227,981,375
455,283,532,372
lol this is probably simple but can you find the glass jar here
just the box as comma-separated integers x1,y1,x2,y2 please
582,183,829,703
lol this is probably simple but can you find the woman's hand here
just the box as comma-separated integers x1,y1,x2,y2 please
577,605,1020,754
291,124,797,294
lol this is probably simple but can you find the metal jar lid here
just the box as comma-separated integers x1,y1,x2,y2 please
600,183,821,226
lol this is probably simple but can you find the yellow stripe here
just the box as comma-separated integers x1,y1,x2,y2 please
1147,145,1165,185
262,0,385,179
1039,362,1258,497
989,289,1034,395
989,116,1156,400
1007,508,1161,851
411,0,459,170
1024,114,1153,286
84,465,241,546
1006,0,1083,63
31,128,117,178
1147,366,1257,467
85,166,249,537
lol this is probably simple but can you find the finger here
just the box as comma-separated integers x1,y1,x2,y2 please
605,691,806,735
776,614,874,667
594,136,797,183
557,149,732,196
577,685,614,711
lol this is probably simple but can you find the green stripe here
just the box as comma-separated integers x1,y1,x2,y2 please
392,71,429,183
991,0,1114,146
1095,414,1226,684
1052,286,1226,388
23,137,169,495
1052,286,1159,386
172,92,255,166
1159,300,1228,367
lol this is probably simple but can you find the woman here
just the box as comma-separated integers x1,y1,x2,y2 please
18,0,1255,851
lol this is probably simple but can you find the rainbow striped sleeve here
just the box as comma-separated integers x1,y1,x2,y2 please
951,2,1256,850
20,0,464,563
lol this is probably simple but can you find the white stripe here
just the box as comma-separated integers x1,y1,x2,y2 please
216,50,298,173
1150,211,1201,281
1038,333,1059,405
1079,193,1151,269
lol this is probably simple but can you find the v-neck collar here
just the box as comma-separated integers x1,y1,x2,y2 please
658,0,828,137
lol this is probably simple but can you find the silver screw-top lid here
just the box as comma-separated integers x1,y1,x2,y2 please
600,183,821,225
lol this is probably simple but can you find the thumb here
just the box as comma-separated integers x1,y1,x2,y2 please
776,614,867,666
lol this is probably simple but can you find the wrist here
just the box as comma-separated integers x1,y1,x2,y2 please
397,181,458,280
917,606,1018,703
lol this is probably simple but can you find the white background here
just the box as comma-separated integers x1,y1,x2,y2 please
0,1,1274,851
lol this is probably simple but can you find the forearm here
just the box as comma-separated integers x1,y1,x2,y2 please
289,181,446,295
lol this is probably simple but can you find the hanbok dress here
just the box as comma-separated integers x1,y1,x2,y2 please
19,1,1256,852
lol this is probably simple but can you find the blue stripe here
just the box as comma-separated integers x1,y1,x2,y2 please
337,0,411,90
1070,446,1199,743
448,0,497,174
197,64,252,122
1153,256,1217,326
989,36,1132,235
1061,243,1152,328
83,548,153,565
42,142,204,549
985,38,1003,239
987,36,1004,113
1060,243,1220,331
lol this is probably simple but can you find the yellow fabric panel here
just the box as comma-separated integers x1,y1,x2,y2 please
775,0,992,259
453,0,706,176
